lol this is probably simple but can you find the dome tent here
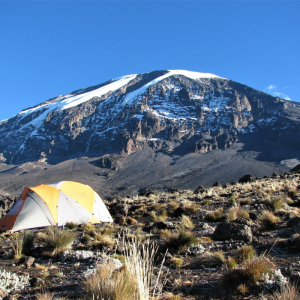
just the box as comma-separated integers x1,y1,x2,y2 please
0,181,113,232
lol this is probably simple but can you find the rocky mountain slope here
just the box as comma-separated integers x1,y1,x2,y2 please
1,167,300,299
0,70,300,195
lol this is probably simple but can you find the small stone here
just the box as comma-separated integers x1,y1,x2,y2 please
29,276,45,287
24,256,35,268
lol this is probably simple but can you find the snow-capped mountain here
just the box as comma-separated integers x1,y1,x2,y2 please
0,70,300,196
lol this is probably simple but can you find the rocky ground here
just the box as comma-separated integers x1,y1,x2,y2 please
1,167,300,299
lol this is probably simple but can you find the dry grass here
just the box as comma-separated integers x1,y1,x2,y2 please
205,207,223,221
84,238,163,300
181,200,198,214
226,206,249,221
258,210,281,229
181,215,194,229
88,233,116,249
169,257,183,268
222,255,275,288
149,210,168,222
260,280,300,300
36,226,76,256
11,230,34,259
234,245,256,264
163,228,199,253
84,261,137,300
264,196,286,212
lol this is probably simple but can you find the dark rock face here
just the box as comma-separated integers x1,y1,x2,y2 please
0,189,17,217
0,70,299,166
213,221,253,242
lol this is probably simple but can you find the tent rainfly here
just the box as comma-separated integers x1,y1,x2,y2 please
0,181,113,232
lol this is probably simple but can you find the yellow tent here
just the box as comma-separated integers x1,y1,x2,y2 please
0,181,112,232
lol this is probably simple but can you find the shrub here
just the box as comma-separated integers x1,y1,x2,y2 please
11,230,34,259
234,245,256,264
258,210,281,229
163,228,198,253
36,226,76,256
205,208,223,221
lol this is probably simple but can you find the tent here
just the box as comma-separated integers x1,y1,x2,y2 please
0,181,113,232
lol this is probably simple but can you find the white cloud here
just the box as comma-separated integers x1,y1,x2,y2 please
264,84,291,100
273,92,291,100
266,84,277,91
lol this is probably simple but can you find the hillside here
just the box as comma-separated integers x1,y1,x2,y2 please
0,167,300,299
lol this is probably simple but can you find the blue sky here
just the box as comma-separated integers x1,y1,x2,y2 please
0,1,299,122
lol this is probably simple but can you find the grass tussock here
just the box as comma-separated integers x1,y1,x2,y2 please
205,207,223,221
11,230,34,259
260,280,300,300
226,206,249,221
234,245,256,264
181,215,194,229
264,196,286,212
84,238,163,300
36,226,76,256
222,255,275,288
149,210,168,222
181,200,198,214
163,228,199,253
170,257,183,268
65,221,77,230
258,210,281,230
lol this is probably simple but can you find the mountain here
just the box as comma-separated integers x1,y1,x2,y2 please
0,70,300,197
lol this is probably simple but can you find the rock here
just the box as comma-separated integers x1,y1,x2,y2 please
238,174,255,183
249,212,258,221
234,217,251,226
213,221,252,242
153,221,176,230
186,244,206,256
194,185,205,194
3,296,15,300
212,182,222,187
168,188,178,193
24,256,35,268
174,207,185,217
29,276,45,287
291,164,300,173
285,212,298,220
111,204,128,216
286,217,300,228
